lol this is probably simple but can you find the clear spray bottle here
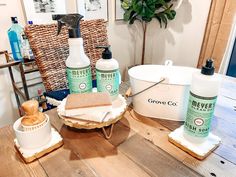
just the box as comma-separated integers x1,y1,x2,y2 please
53,14,92,94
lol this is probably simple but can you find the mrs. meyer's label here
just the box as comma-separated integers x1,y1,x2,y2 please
184,91,217,137
66,66,92,93
96,69,119,99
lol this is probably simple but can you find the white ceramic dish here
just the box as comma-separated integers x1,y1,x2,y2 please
128,65,199,121
13,114,51,149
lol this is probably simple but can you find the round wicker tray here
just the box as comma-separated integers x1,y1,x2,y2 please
57,95,127,139
57,110,126,129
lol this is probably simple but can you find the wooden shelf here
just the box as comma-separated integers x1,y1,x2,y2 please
0,50,43,116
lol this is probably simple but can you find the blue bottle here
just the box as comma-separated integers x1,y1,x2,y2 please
7,17,23,61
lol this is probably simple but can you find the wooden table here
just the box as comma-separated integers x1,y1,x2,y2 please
1,78,236,177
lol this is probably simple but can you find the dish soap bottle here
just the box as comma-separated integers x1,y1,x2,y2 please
7,17,23,61
184,59,220,143
53,14,92,93
96,46,120,100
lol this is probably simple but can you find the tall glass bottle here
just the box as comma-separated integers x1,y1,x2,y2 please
7,17,23,61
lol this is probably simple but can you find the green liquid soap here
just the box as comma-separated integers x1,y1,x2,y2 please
53,14,93,94
66,38,92,94
96,46,120,100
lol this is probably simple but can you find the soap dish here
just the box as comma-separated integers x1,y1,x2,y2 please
14,127,63,163
168,125,221,160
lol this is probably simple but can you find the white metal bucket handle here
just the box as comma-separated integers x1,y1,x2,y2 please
165,60,173,66
127,78,165,98
127,60,172,98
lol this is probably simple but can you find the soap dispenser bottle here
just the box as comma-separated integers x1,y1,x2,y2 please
53,14,92,94
184,59,220,143
96,46,120,100
7,17,23,61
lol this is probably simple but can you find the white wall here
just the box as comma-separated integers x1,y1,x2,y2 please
107,0,211,78
0,0,211,127
0,0,26,127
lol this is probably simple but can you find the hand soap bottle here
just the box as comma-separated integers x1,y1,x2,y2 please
96,46,120,100
53,14,92,94
184,59,220,143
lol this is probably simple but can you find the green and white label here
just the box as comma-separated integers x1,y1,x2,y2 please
66,66,92,93
96,69,120,98
184,91,217,137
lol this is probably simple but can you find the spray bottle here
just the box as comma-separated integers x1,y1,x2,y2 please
184,59,220,143
53,14,92,93
96,46,120,100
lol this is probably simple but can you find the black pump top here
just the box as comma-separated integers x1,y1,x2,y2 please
201,59,215,75
52,14,83,38
11,17,18,24
96,46,112,59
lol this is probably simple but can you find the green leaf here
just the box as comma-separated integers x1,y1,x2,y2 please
120,0,176,27
133,0,143,15
156,0,168,8
123,9,133,21
170,10,176,18
160,14,168,28
121,2,129,10
155,12,168,28
121,0,131,10
155,16,162,28
129,14,138,24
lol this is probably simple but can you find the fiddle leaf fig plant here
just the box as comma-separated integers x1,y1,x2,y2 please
121,0,176,64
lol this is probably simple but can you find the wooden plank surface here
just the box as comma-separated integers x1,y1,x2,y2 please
38,148,97,177
1,78,236,177
119,109,236,177
0,121,99,177
118,134,202,177
0,126,47,177
48,110,151,177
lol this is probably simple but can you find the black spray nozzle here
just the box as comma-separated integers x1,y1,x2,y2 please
52,14,84,38
96,46,112,59
201,59,215,75
52,14,66,35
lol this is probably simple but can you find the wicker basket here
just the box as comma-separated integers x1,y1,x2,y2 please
25,19,108,91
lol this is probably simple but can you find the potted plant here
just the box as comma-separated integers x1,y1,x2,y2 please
121,0,176,65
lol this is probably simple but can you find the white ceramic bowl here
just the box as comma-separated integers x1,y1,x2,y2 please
13,114,51,149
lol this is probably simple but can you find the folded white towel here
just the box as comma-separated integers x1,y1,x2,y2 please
57,94,127,123
67,111,109,122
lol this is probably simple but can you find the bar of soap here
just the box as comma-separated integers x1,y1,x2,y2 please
65,92,112,117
